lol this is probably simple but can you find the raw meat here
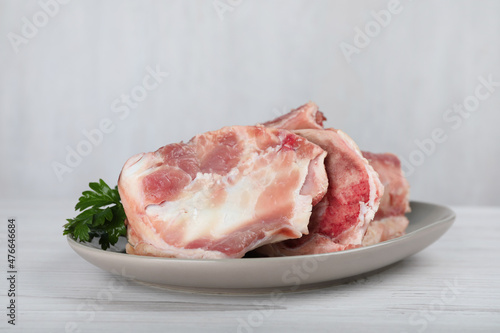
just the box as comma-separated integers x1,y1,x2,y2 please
361,152,411,246
256,128,384,256
362,216,409,246
361,152,410,219
118,125,328,259
261,102,326,130
259,104,412,255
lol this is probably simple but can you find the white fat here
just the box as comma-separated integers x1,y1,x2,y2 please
143,146,314,248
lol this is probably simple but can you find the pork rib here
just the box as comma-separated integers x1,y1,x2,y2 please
118,125,328,259
361,152,410,246
256,128,383,256
261,102,326,130
361,152,410,219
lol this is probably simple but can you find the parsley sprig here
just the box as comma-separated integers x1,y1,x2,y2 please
63,179,126,250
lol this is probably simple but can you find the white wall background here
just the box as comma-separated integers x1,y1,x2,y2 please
1,0,499,206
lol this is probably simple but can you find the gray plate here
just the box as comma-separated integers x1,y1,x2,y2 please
67,201,455,290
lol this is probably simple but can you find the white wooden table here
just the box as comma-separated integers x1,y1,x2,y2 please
1,200,499,333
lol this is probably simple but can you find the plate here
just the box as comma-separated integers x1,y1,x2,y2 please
67,201,455,290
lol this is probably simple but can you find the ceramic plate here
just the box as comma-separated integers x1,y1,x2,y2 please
67,201,455,290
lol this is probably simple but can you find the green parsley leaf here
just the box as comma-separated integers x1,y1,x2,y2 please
63,179,126,250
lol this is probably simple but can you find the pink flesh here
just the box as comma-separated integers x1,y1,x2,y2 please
362,215,410,246
256,128,383,256
360,152,411,246
361,151,411,219
258,105,413,255
118,125,328,259
261,102,326,130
